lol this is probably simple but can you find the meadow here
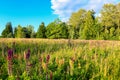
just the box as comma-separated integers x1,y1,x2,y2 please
0,39,120,80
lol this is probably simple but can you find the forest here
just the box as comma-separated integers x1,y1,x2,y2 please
1,3,120,40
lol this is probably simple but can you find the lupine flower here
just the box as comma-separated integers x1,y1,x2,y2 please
7,49,13,76
7,49,13,61
25,49,30,60
46,54,50,63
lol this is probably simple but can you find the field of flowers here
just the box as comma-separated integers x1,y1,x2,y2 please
0,39,120,80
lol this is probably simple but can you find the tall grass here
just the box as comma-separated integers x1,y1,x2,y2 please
0,39,120,80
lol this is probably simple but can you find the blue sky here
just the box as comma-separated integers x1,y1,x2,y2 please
0,0,120,35
0,0,57,34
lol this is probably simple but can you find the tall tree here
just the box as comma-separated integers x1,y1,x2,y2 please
26,25,34,38
2,22,13,38
81,10,96,39
14,27,17,38
36,22,46,38
100,3,117,39
69,9,86,39
59,22,69,39
16,25,25,38
46,19,68,39
115,3,120,39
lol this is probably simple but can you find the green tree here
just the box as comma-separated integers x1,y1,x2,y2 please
115,3,120,40
81,10,96,39
14,27,17,38
46,19,68,39
31,31,36,38
100,3,118,39
59,22,69,39
2,22,13,38
69,9,86,39
15,25,35,38
26,25,34,38
16,25,25,38
36,22,46,38
46,22,55,38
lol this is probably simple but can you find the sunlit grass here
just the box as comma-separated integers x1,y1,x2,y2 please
0,38,120,80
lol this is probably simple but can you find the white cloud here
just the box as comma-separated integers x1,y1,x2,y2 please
51,0,119,21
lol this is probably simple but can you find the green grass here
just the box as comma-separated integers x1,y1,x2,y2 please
0,39,120,80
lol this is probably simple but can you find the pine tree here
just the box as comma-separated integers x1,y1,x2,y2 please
36,22,46,38
2,22,13,38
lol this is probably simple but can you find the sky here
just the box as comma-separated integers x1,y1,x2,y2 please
0,0,120,35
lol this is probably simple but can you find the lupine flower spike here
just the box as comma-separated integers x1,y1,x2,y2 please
7,49,13,76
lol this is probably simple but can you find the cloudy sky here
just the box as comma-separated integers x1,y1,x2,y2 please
51,0,120,21
0,0,120,34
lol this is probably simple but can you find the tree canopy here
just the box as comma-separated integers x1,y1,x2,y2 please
1,3,120,40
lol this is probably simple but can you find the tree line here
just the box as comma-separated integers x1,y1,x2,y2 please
1,3,120,40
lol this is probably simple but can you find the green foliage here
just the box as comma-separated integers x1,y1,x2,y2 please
0,39,119,80
2,22,13,38
69,9,86,39
15,25,35,38
0,3,120,40
100,3,120,40
14,27,17,38
37,22,46,38
16,25,25,38
46,19,68,39
81,10,96,39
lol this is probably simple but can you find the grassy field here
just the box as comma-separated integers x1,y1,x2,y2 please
0,39,120,80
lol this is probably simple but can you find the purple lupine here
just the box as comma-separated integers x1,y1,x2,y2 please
7,49,13,61
26,49,30,60
46,54,50,63
7,49,13,76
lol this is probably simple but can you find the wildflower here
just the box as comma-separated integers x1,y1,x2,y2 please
7,49,13,76
46,54,50,63
7,49,13,61
25,49,30,60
